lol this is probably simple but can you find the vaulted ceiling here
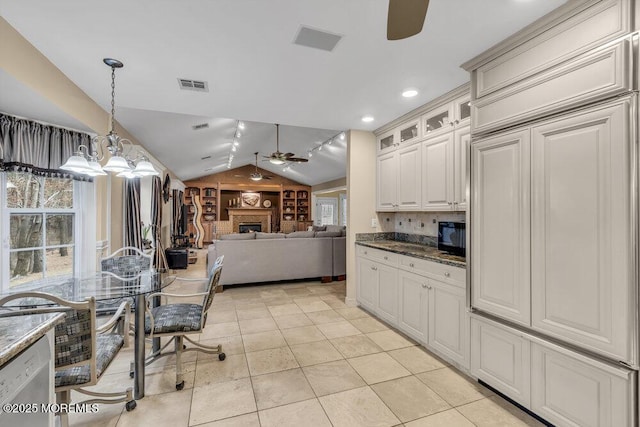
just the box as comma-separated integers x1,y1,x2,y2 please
0,0,567,185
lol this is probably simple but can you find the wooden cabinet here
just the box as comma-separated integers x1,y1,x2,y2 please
281,187,312,229
356,257,379,312
377,119,421,155
530,99,634,364
471,316,531,407
421,133,452,211
453,127,470,210
471,129,531,326
421,93,471,138
376,143,421,212
376,264,399,326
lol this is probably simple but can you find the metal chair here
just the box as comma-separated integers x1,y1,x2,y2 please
0,292,135,427
101,246,153,277
144,255,225,390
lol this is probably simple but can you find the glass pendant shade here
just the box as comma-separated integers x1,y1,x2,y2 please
132,160,160,176
60,154,92,173
103,155,131,173
269,158,285,165
117,169,137,179
86,160,107,176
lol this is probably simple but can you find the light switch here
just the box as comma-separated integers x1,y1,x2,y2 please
371,218,378,228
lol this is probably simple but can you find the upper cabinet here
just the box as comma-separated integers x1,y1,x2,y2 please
421,93,471,138
377,118,421,155
375,85,470,212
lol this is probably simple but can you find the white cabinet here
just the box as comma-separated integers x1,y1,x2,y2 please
428,279,469,368
376,263,399,326
530,99,634,364
471,129,531,326
357,246,468,368
376,143,421,212
531,341,634,427
356,257,378,311
471,316,531,407
376,119,421,155
421,112,469,211
422,93,471,138
398,269,428,343
421,133,453,211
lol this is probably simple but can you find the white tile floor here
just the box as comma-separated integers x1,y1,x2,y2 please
70,250,546,427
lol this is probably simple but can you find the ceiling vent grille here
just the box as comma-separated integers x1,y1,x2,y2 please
178,78,209,92
192,123,209,130
293,26,342,52
200,155,212,160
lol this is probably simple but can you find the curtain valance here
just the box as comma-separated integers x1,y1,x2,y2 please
0,113,92,181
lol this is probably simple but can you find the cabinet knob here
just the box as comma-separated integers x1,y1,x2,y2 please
444,272,450,277
427,285,432,290
409,263,415,268
364,251,368,255
371,266,377,271
447,202,453,206
384,256,388,260
455,120,460,125
421,283,427,288
449,122,454,127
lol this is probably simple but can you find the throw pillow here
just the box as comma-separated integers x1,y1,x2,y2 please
325,225,346,234
315,231,342,238
219,233,256,240
255,232,285,239
312,225,326,232
286,230,315,238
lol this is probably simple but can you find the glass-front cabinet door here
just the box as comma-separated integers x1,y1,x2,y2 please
454,94,471,127
398,119,421,145
377,130,396,154
422,104,454,137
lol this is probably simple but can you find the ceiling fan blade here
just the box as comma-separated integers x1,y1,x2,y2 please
282,153,295,158
387,0,429,40
263,176,273,180
288,157,309,163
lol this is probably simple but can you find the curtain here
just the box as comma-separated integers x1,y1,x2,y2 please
151,176,168,271
172,189,184,240
0,113,92,180
124,178,142,250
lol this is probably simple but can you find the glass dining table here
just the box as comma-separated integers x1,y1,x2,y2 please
0,270,175,400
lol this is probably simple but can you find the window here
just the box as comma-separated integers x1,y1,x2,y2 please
340,193,347,227
316,197,338,226
3,172,77,288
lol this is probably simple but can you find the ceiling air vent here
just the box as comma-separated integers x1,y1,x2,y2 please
293,26,342,52
178,78,209,92
192,123,209,130
200,155,212,160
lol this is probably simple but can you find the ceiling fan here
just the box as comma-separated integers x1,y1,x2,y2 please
387,0,430,40
263,124,309,165
250,152,272,181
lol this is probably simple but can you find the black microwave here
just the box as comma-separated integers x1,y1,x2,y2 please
438,221,466,257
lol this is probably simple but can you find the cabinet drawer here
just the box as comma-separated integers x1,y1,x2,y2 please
399,255,465,286
473,0,630,98
531,340,635,427
356,246,398,266
473,39,631,135
471,316,530,407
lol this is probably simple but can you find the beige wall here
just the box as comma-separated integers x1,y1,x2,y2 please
311,177,346,193
0,17,176,254
346,130,380,305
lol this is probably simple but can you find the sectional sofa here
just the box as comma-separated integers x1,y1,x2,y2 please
207,228,346,286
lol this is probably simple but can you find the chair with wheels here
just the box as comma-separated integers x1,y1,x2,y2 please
144,255,225,390
0,292,135,427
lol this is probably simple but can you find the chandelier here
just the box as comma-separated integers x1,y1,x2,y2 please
60,58,159,178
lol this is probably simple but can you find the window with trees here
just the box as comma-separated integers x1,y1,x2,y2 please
3,172,77,288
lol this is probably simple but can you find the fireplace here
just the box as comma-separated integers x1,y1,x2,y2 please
239,223,262,233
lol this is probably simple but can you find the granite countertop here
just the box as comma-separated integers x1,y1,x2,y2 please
0,312,66,367
356,239,466,268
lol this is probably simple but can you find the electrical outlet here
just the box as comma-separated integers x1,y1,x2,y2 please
371,218,378,228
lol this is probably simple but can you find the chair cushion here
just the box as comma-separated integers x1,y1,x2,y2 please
286,230,315,238
55,334,124,388
145,303,203,334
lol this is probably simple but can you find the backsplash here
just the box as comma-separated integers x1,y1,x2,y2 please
377,211,466,237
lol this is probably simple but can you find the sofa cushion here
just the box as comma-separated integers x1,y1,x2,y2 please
220,233,256,240
286,230,315,238
315,230,342,238
341,229,347,236
326,225,346,234
312,225,326,232
255,232,285,239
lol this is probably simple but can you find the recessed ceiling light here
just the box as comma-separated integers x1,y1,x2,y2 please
361,115,374,123
402,89,418,98
238,121,245,130
231,146,237,152
233,141,239,146
339,132,345,140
